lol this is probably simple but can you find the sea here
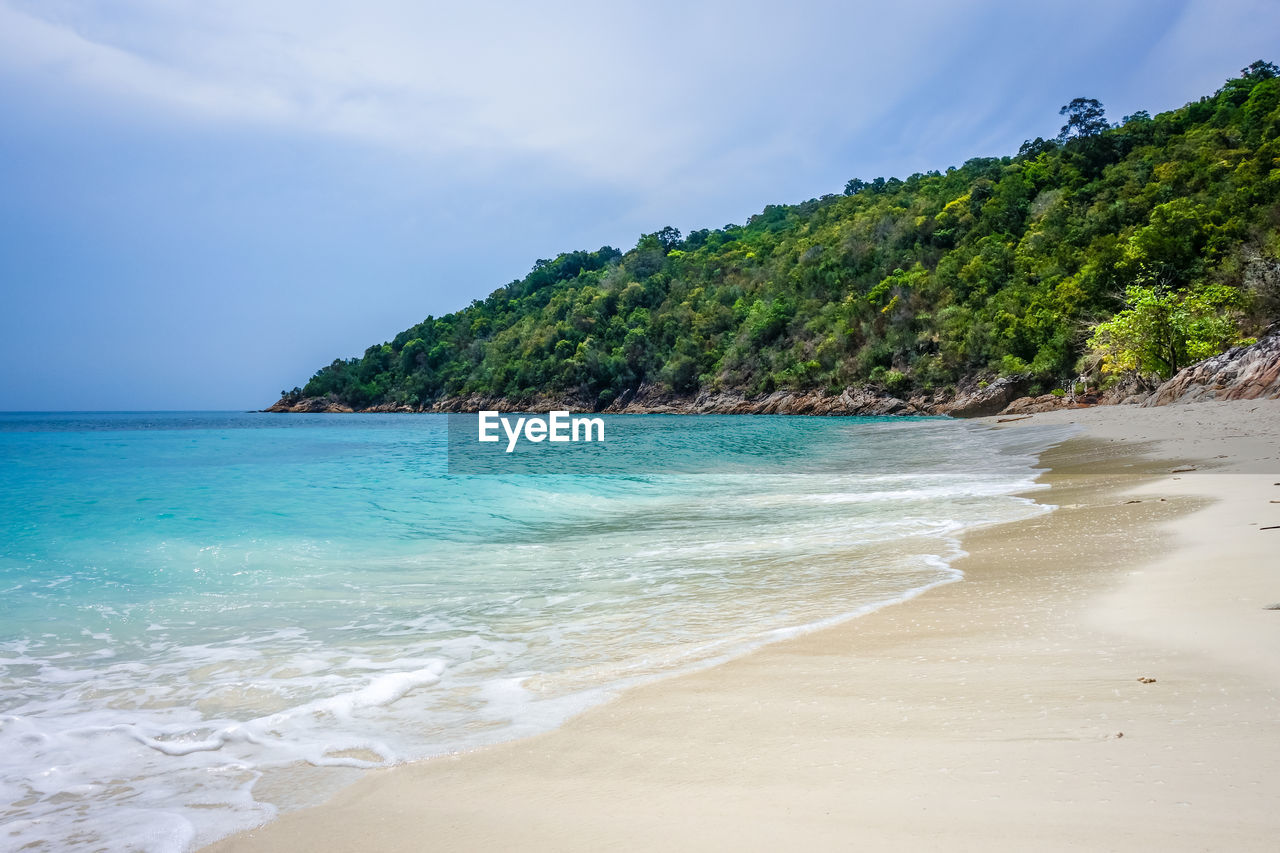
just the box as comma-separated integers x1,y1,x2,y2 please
0,412,1073,852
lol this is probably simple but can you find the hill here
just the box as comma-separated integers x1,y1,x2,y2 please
273,63,1280,414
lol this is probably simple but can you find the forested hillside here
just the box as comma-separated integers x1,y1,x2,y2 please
280,63,1280,412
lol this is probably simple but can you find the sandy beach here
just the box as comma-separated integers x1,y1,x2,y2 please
207,399,1280,852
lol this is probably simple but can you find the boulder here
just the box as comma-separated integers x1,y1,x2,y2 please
1098,374,1157,406
941,376,1031,418
1143,329,1280,406
999,394,1069,415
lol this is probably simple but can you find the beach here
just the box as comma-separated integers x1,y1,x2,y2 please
206,399,1280,852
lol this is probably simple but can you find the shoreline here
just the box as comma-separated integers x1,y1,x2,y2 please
207,400,1280,852
263,374,1058,418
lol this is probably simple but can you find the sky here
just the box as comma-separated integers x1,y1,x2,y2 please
1,0,1277,410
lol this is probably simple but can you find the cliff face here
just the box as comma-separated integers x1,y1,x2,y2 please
1143,329,1280,407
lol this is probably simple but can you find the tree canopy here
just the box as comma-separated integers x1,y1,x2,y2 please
1058,97,1109,141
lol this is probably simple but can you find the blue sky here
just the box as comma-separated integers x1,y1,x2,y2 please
1,0,1277,410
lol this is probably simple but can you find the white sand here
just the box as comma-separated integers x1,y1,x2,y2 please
207,399,1280,852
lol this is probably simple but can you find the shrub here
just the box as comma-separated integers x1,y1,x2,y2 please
1087,283,1245,379
882,369,909,393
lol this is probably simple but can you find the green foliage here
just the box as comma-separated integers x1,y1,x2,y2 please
295,65,1280,408
1086,284,1246,379
881,369,909,393
1058,97,1109,142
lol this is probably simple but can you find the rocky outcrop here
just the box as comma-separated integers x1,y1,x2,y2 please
1143,329,1280,406
606,385,922,416
265,395,354,413
1097,374,1158,406
363,402,420,413
998,394,1076,415
264,385,927,416
426,390,606,413
997,388,1109,415
937,376,1031,418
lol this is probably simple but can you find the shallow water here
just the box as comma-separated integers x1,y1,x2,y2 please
0,412,1071,851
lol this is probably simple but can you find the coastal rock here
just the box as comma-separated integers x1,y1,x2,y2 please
836,388,917,416
266,379,1073,419
610,385,921,416
940,376,1031,418
363,402,420,413
997,392,1102,416
999,394,1071,415
265,384,946,418
426,391,594,413
1099,374,1157,406
1143,328,1280,406
265,395,354,413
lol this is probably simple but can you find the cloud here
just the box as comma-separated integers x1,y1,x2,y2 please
0,0,983,188
1,0,1276,211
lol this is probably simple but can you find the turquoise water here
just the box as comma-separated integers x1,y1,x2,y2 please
0,412,1066,851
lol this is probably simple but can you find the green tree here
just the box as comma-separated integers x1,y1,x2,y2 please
1058,98,1108,142
1086,284,1244,379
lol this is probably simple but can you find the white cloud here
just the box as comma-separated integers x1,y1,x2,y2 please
2,0,1275,203
0,0,971,186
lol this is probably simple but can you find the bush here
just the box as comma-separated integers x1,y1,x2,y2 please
999,354,1030,375
661,355,700,394
1087,283,1245,379
882,369,910,393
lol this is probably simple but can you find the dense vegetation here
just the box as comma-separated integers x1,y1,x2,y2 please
287,63,1280,410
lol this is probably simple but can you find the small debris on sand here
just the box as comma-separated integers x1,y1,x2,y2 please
1137,677,1157,684
1172,467,1198,473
